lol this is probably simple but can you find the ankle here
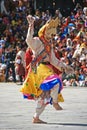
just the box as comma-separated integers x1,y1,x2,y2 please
33,116,39,120
53,102,63,110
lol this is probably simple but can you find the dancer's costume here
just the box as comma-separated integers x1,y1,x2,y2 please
20,17,64,118
20,62,64,117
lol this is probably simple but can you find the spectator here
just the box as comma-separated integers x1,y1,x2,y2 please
0,1,86,87
15,43,26,81
15,55,25,85
5,45,16,82
78,69,86,86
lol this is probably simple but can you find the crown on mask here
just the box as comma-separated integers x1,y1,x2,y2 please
46,17,60,29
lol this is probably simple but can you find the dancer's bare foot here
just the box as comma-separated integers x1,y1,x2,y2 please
53,102,63,110
32,117,47,124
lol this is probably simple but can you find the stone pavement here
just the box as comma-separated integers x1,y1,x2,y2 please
0,82,87,130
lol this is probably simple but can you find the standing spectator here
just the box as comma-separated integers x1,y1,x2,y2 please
15,55,25,85
15,44,25,81
15,44,25,68
5,45,16,82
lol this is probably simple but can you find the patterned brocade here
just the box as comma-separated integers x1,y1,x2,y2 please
20,64,54,96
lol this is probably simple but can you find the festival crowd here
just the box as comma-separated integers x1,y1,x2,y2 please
0,0,87,87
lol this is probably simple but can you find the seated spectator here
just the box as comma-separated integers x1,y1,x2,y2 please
78,69,86,87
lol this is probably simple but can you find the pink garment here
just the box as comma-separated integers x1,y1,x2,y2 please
43,74,61,83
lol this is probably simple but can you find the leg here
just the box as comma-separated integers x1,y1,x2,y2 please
5,64,10,82
19,75,23,85
1,1,8,15
33,97,47,124
51,84,63,110
11,63,16,82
